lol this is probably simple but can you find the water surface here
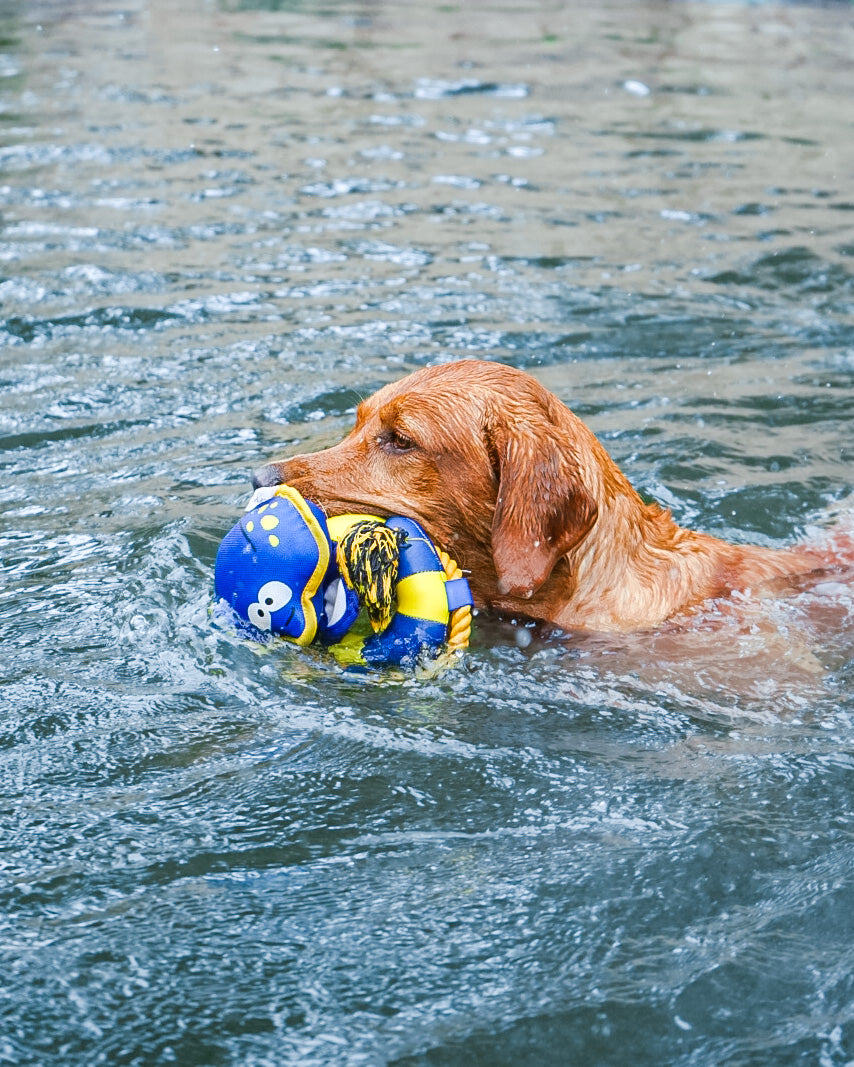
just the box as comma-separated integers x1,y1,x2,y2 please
1,1,853,1064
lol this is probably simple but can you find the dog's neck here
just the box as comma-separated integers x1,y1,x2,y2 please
529,488,817,633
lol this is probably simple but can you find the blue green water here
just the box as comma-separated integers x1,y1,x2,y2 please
1,1,853,1063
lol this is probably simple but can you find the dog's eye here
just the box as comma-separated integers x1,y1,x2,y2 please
380,429,416,454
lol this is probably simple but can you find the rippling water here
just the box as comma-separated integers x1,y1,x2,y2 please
2,1,854,1063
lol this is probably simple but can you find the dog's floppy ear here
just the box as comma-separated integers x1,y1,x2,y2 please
487,402,599,599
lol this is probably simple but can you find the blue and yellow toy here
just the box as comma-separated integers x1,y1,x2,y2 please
214,485,473,669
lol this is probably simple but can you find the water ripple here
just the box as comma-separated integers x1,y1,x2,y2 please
2,0,853,1063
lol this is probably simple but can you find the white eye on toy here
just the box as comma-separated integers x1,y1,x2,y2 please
248,580,293,630
324,578,349,628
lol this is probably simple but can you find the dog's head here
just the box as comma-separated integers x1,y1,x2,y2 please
254,360,604,604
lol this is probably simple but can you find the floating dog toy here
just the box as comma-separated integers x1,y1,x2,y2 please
214,485,473,669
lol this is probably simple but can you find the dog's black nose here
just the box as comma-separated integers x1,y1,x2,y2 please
251,463,284,490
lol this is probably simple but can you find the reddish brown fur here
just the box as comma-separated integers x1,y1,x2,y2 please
254,360,828,633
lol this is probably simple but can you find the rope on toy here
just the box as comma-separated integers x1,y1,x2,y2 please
437,547,472,654
335,520,406,633
335,519,472,658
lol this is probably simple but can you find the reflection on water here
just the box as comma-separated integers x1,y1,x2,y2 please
1,0,853,1064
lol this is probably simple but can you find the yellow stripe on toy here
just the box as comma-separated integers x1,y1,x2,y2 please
273,485,330,645
326,514,382,542
395,571,449,625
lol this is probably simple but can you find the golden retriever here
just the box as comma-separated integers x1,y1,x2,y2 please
252,359,848,636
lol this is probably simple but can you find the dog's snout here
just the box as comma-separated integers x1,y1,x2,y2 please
251,463,286,490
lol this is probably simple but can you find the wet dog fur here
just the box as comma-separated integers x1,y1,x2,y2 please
252,360,846,636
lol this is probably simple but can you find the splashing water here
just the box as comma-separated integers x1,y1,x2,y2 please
1,1,853,1064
